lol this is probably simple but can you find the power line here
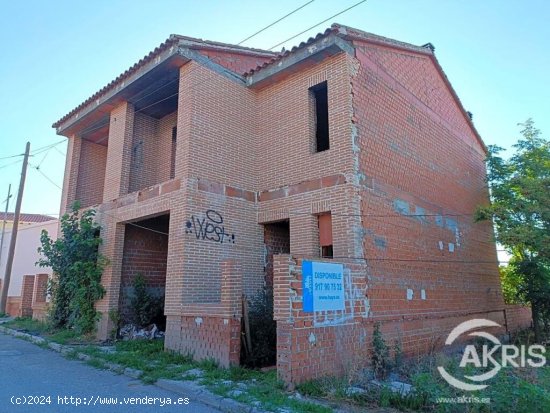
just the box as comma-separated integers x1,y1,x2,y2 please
36,147,52,169
29,162,62,190
31,140,66,156
0,140,65,161
0,153,24,161
0,159,23,171
268,0,368,50
53,146,66,157
238,0,316,45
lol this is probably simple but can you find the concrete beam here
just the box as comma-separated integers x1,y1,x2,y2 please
177,47,246,85
246,35,355,89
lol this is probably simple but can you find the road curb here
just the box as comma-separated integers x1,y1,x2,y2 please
0,326,262,413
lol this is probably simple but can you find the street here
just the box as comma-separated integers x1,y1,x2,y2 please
0,333,222,413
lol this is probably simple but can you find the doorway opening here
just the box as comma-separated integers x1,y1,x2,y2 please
119,214,169,333
242,220,290,368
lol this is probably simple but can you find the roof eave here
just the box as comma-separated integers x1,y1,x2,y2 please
54,44,186,136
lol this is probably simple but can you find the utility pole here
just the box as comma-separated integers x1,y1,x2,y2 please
0,142,30,314
0,184,12,268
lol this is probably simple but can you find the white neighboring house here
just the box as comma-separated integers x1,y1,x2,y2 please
0,216,58,297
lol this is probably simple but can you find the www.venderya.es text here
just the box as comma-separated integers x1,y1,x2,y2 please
10,395,190,407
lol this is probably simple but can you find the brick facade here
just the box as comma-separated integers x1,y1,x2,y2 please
52,25,531,382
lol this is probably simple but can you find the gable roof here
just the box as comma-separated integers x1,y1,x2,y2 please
1,213,56,223
52,24,485,152
244,23,432,77
334,24,486,152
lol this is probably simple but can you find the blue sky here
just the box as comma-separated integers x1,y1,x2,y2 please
0,0,548,217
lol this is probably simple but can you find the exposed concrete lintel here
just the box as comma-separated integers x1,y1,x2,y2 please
246,34,355,88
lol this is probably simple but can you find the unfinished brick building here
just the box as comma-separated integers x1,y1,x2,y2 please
53,24,530,384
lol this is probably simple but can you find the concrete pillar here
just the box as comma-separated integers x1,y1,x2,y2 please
103,102,134,201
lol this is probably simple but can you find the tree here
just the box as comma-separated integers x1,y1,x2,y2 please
476,119,550,341
37,203,106,334
499,264,525,305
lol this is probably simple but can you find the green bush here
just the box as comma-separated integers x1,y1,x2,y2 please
372,322,390,379
242,289,276,368
37,202,106,334
130,273,164,327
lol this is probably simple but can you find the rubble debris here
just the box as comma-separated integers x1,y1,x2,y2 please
119,323,165,340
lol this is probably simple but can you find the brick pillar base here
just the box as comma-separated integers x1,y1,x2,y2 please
20,275,36,317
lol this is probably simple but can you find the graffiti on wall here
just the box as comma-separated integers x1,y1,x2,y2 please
185,210,236,244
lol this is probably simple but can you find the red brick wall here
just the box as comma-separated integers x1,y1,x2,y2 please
76,140,107,208
119,224,168,323
103,102,134,201
505,305,532,332
273,255,519,386
60,136,81,214
6,296,21,317
129,111,176,193
197,49,273,75
255,53,354,191
129,113,159,193
164,260,242,367
157,112,178,183
176,62,258,190
353,41,474,143
32,274,49,321
20,274,35,317
351,43,504,321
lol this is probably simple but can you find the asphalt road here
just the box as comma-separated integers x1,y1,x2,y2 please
0,333,221,413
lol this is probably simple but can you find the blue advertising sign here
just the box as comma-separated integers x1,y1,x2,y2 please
302,261,345,312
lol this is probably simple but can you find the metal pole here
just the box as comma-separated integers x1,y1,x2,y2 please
0,143,30,313
0,184,12,268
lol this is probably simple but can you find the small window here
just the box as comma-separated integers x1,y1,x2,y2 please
321,245,333,259
310,81,329,152
318,213,333,258
170,126,177,179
